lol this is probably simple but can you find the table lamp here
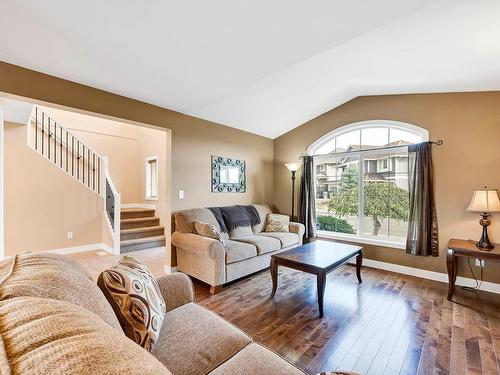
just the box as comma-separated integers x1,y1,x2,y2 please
466,187,500,250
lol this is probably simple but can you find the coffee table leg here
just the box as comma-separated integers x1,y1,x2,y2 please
270,257,278,298
356,251,363,283
317,272,326,318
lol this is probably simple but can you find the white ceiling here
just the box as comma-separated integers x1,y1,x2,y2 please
1,0,499,138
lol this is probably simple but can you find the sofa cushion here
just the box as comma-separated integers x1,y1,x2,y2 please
152,303,252,375
97,256,166,352
0,252,123,332
175,208,221,233
209,343,305,375
265,213,290,232
251,204,273,234
259,232,300,248
195,221,226,245
235,235,281,255
228,225,253,239
225,240,257,264
0,297,171,375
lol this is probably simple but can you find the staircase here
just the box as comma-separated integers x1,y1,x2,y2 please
28,107,165,255
29,107,121,254
120,208,165,252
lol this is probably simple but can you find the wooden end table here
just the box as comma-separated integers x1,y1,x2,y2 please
447,238,500,300
270,240,363,318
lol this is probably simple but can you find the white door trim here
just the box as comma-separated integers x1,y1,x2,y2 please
0,104,4,259
164,265,178,274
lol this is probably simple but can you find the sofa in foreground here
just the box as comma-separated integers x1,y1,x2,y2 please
172,204,305,293
0,252,306,374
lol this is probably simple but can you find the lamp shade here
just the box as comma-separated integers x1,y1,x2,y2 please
467,189,500,213
284,162,300,172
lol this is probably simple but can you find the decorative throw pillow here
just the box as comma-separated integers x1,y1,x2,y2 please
194,221,226,245
265,213,290,233
97,256,166,352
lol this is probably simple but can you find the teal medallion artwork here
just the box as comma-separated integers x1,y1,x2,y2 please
211,156,246,193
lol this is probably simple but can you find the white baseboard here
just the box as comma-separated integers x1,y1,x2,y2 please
100,244,115,255
359,258,500,295
121,203,156,210
164,265,178,274
45,243,113,255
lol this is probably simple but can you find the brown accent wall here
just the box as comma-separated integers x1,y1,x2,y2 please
0,62,274,266
274,92,500,283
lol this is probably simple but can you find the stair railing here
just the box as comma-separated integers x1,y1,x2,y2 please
28,107,121,254
29,107,103,194
101,156,121,254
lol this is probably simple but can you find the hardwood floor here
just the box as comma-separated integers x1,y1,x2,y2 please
195,265,500,375
69,249,500,375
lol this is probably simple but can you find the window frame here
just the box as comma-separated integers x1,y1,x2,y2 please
308,120,428,249
145,155,159,201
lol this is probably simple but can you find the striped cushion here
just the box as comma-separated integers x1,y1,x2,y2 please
194,221,226,245
0,297,171,375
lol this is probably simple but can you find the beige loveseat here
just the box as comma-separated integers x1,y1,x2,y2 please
0,252,306,374
172,204,305,292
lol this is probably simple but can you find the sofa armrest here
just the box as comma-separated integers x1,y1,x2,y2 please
289,222,305,244
171,232,225,262
171,231,226,286
156,273,195,312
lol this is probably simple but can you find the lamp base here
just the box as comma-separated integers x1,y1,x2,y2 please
476,240,494,251
476,213,494,251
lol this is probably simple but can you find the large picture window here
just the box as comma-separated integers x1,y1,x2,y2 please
309,121,428,247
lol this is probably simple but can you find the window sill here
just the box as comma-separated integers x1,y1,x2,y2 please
145,197,159,201
316,230,406,250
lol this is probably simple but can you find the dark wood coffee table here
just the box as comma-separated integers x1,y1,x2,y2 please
270,240,363,318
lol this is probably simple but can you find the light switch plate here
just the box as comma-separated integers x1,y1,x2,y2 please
67,232,73,240
178,190,184,199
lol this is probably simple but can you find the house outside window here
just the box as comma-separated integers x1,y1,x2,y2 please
145,156,158,200
309,121,428,248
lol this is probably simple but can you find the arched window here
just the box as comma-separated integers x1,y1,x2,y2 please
309,120,428,248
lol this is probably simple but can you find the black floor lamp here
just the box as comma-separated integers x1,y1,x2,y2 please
285,162,300,221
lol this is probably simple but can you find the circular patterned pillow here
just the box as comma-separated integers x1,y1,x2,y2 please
97,256,166,352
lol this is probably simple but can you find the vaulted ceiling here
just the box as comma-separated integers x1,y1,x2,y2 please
1,0,499,138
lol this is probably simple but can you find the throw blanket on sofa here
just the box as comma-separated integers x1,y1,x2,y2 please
208,205,261,233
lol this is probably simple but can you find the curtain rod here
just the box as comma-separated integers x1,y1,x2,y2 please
430,139,444,145
302,139,444,158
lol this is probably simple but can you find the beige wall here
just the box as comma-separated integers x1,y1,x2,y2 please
4,122,103,255
0,62,274,266
274,92,500,283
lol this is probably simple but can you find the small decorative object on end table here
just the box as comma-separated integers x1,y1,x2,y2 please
447,238,500,300
466,187,500,250
270,240,362,318
284,162,300,221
